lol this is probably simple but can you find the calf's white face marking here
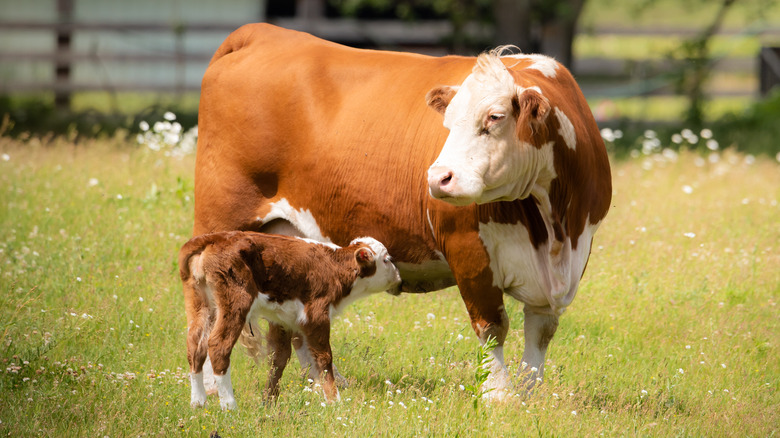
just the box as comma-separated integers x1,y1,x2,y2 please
347,237,402,303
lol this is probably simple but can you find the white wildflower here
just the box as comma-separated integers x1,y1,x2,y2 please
706,139,719,151
700,128,713,139
682,185,693,194
139,121,150,131
88,178,99,187
1,153,9,161
163,111,176,121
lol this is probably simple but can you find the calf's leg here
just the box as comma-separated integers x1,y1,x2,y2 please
264,322,292,401
184,281,211,408
300,320,339,402
293,334,349,388
208,283,253,411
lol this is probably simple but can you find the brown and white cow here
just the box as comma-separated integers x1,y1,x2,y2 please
179,231,401,409
194,24,611,397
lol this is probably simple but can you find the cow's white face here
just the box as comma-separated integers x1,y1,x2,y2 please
426,54,553,206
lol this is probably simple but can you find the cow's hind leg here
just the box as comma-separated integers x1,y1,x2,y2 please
264,322,292,401
518,306,559,391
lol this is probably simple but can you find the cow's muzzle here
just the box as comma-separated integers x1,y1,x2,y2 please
427,166,456,199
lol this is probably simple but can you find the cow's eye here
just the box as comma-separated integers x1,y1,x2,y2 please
489,114,505,121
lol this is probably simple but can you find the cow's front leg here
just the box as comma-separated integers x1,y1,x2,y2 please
457,279,510,400
518,306,559,391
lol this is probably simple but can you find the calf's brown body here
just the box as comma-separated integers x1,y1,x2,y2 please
179,231,400,409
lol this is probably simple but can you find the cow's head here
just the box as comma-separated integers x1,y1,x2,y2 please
426,51,555,206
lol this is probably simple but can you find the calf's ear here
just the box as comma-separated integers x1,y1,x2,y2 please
426,86,459,115
355,247,375,267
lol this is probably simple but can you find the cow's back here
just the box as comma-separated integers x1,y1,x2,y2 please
194,24,474,265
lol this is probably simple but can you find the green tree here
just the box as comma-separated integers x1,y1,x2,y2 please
329,0,587,67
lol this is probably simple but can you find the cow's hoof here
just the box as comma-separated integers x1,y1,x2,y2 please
481,388,511,403
219,398,238,411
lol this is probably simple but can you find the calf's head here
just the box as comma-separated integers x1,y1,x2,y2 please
426,51,553,206
349,237,401,295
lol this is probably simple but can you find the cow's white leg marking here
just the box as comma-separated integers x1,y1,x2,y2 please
190,372,207,408
215,366,237,411
554,107,577,150
482,345,511,401
519,307,558,391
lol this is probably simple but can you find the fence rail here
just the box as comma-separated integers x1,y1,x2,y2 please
0,18,772,107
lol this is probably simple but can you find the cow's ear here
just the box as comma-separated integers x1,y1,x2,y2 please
355,247,374,267
426,86,459,115
515,88,550,131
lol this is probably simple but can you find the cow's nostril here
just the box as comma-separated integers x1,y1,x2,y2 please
440,172,453,187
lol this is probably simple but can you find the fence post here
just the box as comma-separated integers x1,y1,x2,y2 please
760,47,780,97
55,0,74,111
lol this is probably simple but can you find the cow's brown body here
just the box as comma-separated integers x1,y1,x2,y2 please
194,24,611,395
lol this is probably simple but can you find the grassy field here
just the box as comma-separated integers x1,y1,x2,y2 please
0,132,778,437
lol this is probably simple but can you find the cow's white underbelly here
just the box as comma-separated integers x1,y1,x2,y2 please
479,214,598,315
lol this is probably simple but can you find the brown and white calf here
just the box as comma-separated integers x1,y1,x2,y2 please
179,231,401,410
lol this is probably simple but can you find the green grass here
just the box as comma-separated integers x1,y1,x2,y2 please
0,135,778,436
